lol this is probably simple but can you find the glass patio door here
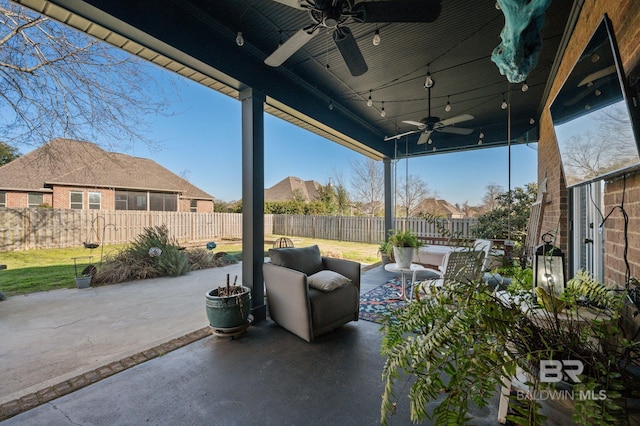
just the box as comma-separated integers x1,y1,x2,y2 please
570,181,604,282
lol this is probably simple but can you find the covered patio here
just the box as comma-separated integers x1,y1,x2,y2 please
0,264,572,424
6,0,640,423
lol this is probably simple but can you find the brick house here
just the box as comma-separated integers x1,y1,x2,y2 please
414,198,465,219
0,138,214,212
264,176,321,202
539,1,640,287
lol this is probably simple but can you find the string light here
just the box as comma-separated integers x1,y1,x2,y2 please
380,101,386,117
521,80,529,92
445,95,452,112
529,117,536,125
236,31,244,46
372,28,381,46
424,72,434,88
501,94,508,110
367,90,373,107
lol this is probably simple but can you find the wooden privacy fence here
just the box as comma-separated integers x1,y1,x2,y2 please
271,214,479,244
0,208,478,251
0,209,261,252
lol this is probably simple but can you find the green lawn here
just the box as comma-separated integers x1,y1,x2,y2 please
0,237,379,297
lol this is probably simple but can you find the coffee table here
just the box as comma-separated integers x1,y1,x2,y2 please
384,263,426,301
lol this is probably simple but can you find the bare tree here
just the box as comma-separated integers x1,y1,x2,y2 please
350,157,384,216
559,104,637,185
397,174,430,218
482,183,504,211
0,1,175,150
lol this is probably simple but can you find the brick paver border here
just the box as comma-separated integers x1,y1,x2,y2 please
0,327,212,421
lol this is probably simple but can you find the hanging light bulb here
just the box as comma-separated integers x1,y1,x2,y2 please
328,100,334,111
478,139,483,145
595,89,602,96
428,138,432,145
367,90,373,107
372,29,381,46
424,72,434,88
495,2,501,10
479,131,485,139
521,80,529,92
432,146,436,152
501,94,508,110
380,101,386,117
236,31,244,47
445,95,452,112
529,117,536,125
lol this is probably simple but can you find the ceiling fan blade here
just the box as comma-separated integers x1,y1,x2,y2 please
333,26,368,76
438,114,474,127
384,129,420,142
402,120,426,129
352,1,442,23
437,126,474,135
417,130,433,145
271,0,306,9
265,28,320,67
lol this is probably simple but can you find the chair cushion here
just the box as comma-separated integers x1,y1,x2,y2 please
307,270,351,292
268,244,323,276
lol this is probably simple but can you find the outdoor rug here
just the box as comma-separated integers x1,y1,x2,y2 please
359,278,421,324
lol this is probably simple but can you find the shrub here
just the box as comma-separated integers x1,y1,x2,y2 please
93,225,189,284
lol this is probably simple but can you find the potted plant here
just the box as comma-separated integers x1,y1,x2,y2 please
387,229,419,268
205,274,252,332
380,262,640,425
378,241,393,265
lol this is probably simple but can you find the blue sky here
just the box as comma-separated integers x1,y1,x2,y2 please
131,69,538,206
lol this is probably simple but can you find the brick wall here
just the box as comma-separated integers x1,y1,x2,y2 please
539,0,640,285
3,191,52,208
51,186,115,210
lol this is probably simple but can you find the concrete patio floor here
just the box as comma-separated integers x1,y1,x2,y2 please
1,262,570,424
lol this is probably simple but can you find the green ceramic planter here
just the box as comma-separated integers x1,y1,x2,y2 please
205,286,251,329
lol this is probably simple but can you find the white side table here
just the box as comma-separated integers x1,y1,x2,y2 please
384,263,426,301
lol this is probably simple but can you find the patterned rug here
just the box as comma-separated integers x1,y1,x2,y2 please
359,278,420,324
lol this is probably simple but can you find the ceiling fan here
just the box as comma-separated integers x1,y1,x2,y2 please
387,83,474,144
265,0,442,76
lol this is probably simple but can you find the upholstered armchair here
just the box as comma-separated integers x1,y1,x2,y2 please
263,245,361,342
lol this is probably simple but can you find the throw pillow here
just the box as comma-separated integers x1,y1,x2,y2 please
268,244,323,276
307,270,351,292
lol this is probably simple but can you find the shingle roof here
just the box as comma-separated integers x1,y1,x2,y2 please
416,198,465,217
0,138,213,199
264,176,320,202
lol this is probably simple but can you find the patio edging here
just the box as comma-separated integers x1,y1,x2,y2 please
0,327,212,421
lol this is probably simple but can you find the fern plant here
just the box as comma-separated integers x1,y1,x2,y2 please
380,263,640,425
381,269,535,425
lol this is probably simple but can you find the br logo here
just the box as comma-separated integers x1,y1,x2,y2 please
539,360,584,383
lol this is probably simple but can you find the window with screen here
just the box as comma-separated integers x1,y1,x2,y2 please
28,193,43,208
115,190,147,211
0,192,6,207
88,192,101,209
70,191,83,209
149,193,177,211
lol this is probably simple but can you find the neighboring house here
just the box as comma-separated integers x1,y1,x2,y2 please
0,138,214,212
415,198,465,219
265,176,321,202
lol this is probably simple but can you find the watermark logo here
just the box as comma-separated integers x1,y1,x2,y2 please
539,360,583,383
515,360,607,401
